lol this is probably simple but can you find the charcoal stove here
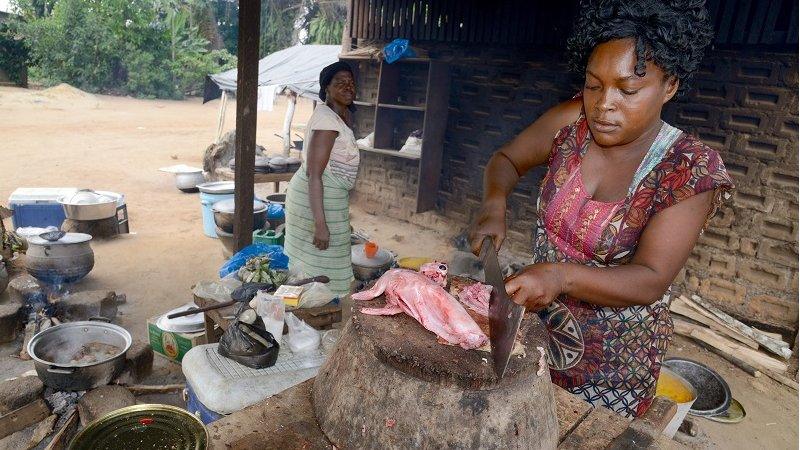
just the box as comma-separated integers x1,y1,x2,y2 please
313,277,559,449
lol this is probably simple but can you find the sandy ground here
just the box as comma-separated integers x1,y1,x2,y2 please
0,85,796,448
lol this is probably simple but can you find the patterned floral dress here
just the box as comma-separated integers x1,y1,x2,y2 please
534,109,733,418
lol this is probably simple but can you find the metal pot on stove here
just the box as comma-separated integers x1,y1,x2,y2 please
28,320,132,391
25,232,94,284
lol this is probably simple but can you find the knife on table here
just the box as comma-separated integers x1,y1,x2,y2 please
479,236,525,379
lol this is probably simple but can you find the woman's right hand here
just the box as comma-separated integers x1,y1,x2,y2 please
313,222,330,250
469,200,507,255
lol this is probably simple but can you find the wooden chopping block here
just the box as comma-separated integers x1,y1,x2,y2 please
313,291,558,449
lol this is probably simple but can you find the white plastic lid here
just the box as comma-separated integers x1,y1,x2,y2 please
212,199,267,214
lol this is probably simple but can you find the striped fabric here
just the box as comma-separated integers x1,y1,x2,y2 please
284,169,354,296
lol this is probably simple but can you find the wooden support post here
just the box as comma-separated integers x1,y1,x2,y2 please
282,91,297,156
233,0,261,252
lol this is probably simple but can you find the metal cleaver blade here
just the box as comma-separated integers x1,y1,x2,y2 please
480,236,525,379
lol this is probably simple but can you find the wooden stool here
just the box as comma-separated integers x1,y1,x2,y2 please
313,293,559,449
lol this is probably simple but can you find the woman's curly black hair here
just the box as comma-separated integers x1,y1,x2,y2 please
567,0,714,96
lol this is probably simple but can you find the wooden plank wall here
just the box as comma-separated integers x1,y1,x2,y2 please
349,0,797,47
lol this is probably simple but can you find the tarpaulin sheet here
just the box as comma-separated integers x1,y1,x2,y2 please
203,44,342,103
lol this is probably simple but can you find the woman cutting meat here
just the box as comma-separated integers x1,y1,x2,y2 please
470,0,733,417
284,62,359,297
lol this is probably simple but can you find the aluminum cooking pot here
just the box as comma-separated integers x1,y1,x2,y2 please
25,233,94,284
28,320,131,391
175,171,205,193
212,199,267,234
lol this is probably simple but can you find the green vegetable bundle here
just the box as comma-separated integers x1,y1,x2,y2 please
237,256,288,286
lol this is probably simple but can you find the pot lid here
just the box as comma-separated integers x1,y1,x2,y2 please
69,404,207,450
352,244,394,267
212,198,267,214
269,156,288,165
26,232,92,246
197,181,235,194
157,303,205,333
286,157,302,164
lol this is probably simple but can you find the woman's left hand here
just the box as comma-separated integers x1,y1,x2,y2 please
505,263,566,312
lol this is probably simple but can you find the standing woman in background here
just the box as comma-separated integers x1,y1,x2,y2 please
284,62,359,297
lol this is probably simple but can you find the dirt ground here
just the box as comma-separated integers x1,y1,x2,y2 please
0,85,796,449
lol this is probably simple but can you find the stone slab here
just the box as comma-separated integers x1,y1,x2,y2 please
0,375,44,415
76,385,135,426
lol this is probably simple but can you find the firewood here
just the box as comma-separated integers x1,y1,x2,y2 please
691,336,761,377
673,320,788,374
0,399,50,440
44,409,78,450
121,384,186,395
762,370,799,391
684,295,792,359
671,299,758,349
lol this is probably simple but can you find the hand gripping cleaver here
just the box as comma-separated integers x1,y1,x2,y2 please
480,236,525,379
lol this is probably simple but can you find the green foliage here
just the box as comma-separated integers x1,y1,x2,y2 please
12,0,235,99
0,22,29,85
9,0,342,99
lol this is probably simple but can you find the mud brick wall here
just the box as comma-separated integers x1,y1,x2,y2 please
352,45,799,332
662,50,799,331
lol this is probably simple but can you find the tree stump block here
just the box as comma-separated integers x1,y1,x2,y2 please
313,287,559,449
61,217,119,239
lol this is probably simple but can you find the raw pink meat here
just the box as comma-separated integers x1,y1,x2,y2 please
354,266,488,350
457,282,492,317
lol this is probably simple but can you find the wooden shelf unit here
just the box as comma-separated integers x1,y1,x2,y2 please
341,55,450,213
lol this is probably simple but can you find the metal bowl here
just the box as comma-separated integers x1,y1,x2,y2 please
663,357,731,416
59,190,118,221
69,404,208,450
352,260,393,281
211,199,267,234
28,320,131,391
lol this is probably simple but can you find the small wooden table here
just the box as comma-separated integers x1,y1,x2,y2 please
213,167,297,193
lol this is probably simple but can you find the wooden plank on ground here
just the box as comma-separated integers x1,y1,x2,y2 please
0,399,49,440
671,298,758,348
680,324,788,373
762,370,799,391
687,295,792,359
554,386,592,443
558,405,628,449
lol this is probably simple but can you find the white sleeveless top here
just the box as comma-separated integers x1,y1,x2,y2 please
302,104,360,190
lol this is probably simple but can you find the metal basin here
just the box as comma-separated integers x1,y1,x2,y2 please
28,320,131,391
663,357,731,416
212,199,267,234
59,190,119,221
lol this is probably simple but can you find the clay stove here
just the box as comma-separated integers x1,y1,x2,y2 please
313,282,559,449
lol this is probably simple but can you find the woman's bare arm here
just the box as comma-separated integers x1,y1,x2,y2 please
471,98,582,253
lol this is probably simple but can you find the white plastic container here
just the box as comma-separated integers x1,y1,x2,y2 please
657,367,698,438
181,343,327,415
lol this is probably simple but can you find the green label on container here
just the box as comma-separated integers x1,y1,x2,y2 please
149,323,194,362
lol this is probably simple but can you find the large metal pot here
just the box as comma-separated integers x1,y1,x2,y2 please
212,199,267,234
352,244,394,281
0,259,8,295
25,233,94,284
58,189,119,221
175,171,206,193
28,320,132,391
